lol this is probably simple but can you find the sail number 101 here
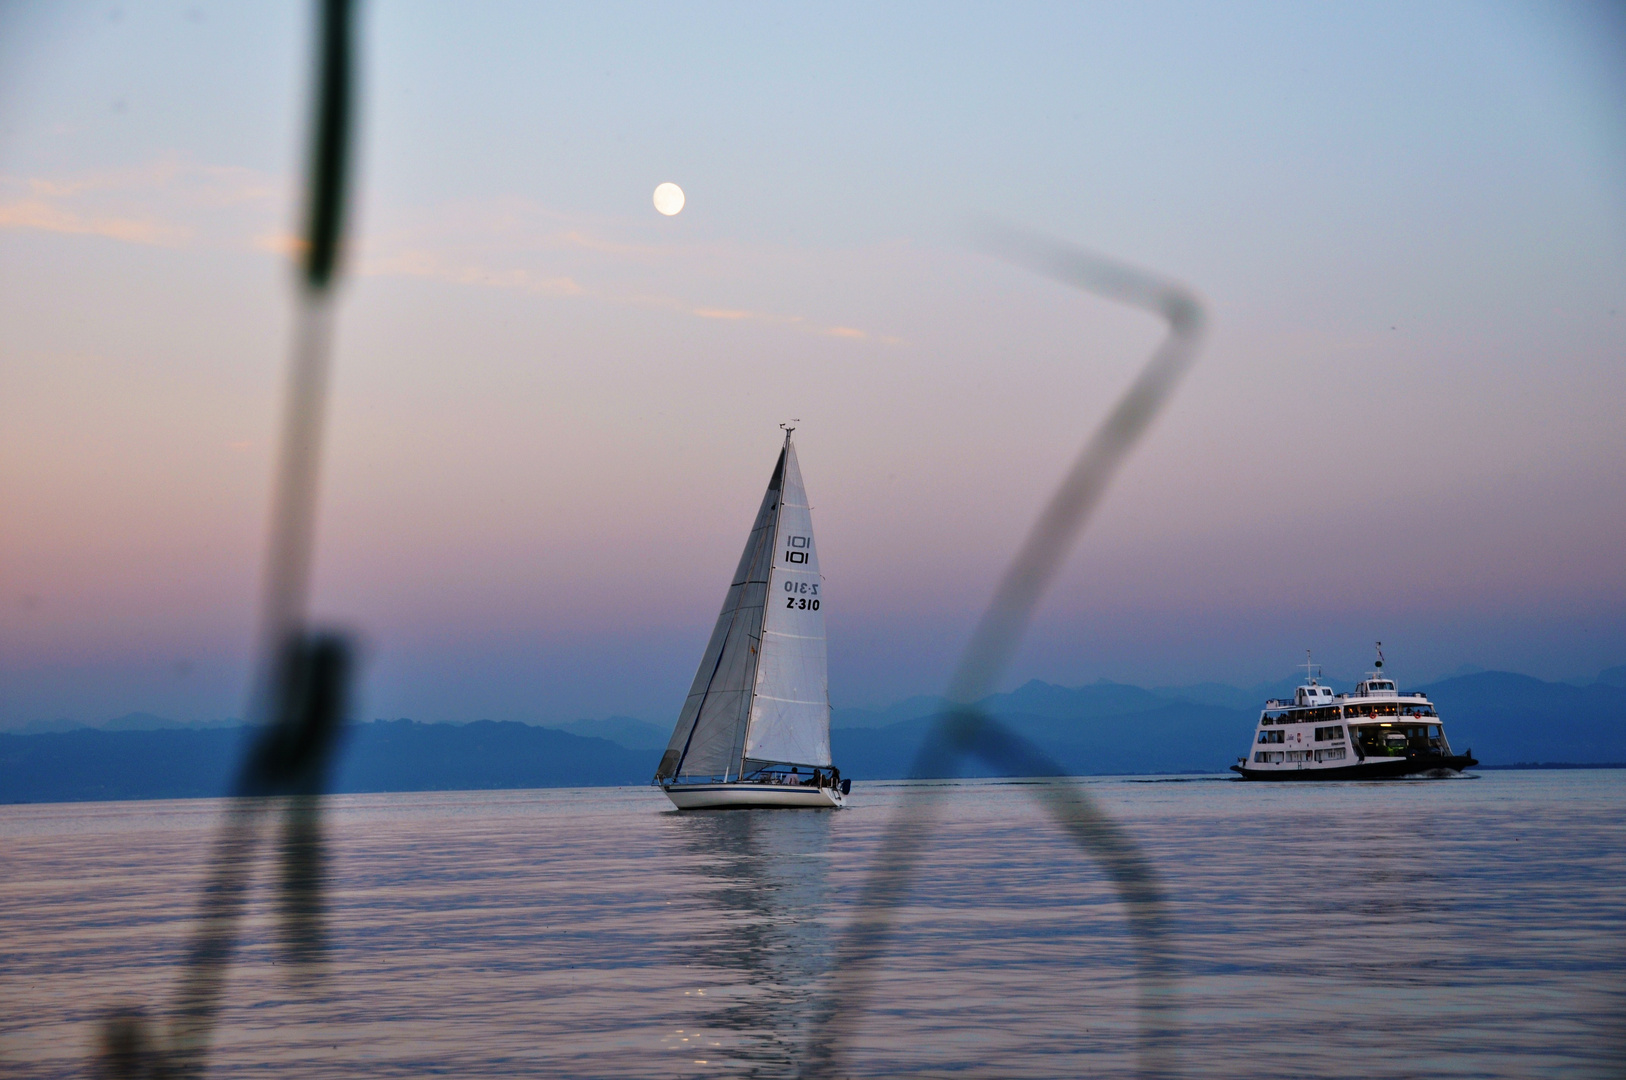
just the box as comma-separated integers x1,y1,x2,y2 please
784,579,820,611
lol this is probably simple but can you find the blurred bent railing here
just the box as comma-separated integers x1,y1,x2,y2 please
801,228,1204,1080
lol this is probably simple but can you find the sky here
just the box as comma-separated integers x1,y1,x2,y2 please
2,1,1624,727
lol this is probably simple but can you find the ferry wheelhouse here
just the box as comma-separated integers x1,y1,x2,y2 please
1231,646,1477,781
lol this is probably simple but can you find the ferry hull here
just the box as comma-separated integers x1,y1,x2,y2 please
662,783,845,810
1231,753,1478,781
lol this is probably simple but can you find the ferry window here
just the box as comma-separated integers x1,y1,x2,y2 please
1428,725,1440,738
1354,723,1437,756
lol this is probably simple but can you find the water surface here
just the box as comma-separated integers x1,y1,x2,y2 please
2,772,1622,1077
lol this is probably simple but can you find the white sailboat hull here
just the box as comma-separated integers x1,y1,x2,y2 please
662,783,845,810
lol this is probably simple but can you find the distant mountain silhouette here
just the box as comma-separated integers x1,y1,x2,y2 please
3,712,241,735
1,727,247,801
3,668,1621,802
335,720,658,791
830,670,1626,778
1,720,658,804
102,712,192,731
542,716,669,750
831,694,952,729
834,700,1244,778
1417,672,1626,764
13,718,88,734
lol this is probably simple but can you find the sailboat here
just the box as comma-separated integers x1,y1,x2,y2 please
655,427,848,809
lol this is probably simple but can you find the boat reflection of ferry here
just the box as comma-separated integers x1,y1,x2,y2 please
1231,644,1477,781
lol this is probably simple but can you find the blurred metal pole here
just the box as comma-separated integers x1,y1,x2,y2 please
98,2,357,1076
802,229,1204,1080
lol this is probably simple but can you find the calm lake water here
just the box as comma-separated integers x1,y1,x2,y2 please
3,772,1623,1078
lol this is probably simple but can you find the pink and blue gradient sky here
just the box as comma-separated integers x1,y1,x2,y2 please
2,2,1623,727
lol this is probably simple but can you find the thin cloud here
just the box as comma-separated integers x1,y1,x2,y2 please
0,199,191,246
3,157,283,251
3,162,899,343
561,229,674,260
253,230,304,256
692,305,873,339
360,249,582,297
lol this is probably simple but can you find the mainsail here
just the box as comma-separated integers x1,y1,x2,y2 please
656,433,831,781
743,440,830,769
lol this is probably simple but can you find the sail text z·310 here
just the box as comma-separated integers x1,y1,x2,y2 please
655,428,848,809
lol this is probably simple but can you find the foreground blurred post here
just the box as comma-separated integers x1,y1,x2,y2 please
98,2,358,1076
802,231,1204,1080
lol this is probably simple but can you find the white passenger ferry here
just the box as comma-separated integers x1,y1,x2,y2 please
1231,645,1477,781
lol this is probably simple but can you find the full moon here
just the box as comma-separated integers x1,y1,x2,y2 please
652,182,685,216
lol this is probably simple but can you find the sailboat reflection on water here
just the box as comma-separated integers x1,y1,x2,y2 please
656,428,848,809
664,808,835,1066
